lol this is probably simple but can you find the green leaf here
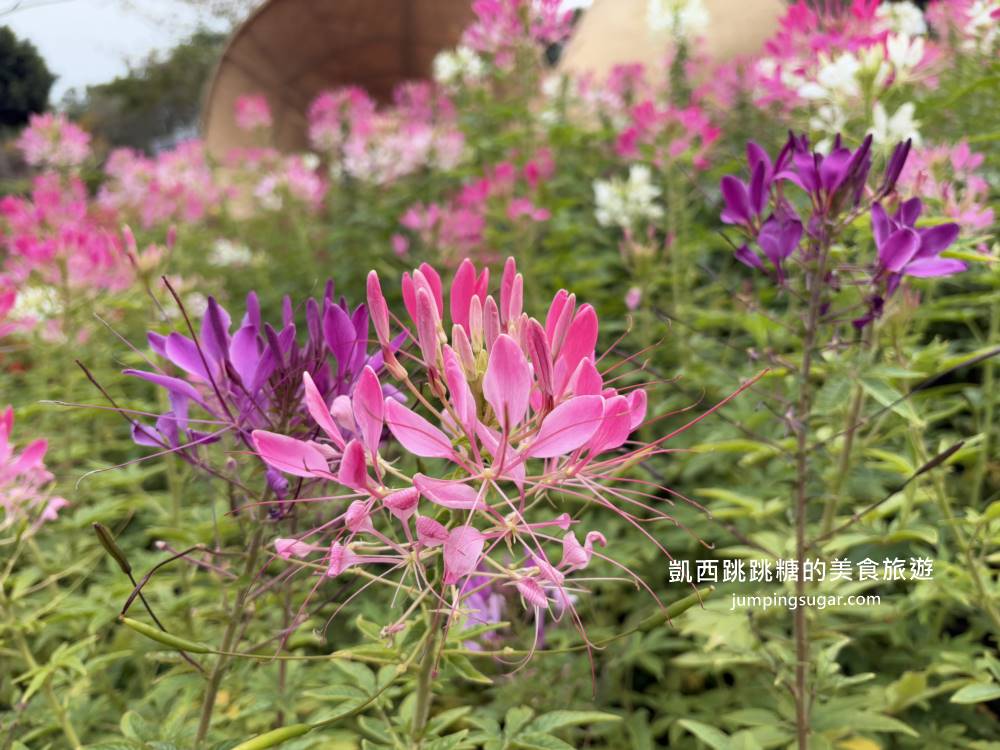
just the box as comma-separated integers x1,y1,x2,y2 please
677,719,731,749
330,661,376,695
511,734,576,750
505,706,535,737
859,378,923,426
950,682,1000,704
427,707,473,737
444,653,493,684
529,710,621,734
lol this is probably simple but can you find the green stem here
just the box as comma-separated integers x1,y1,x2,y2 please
195,524,265,747
820,383,866,536
410,615,441,746
793,240,831,750
971,288,998,508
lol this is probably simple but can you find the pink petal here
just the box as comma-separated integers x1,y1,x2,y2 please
275,538,316,558
568,357,602,396
587,395,632,453
443,525,485,584
443,346,476,433
413,473,482,510
416,515,449,547
384,399,455,459
13,439,48,473
557,304,598,375
345,500,374,533
450,258,476,332
353,366,384,457
302,371,345,448
367,270,391,347
483,334,531,430
560,530,606,571
383,487,419,521
338,439,369,491
627,389,647,430
515,577,549,608
252,430,330,478
527,395,604,458
327,542,358,577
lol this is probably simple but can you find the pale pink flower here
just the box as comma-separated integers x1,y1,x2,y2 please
17,113,91,170
234,94,273,131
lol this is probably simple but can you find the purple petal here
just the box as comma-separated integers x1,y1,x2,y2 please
734,244,764,269
917,223,961,258
903,258,967,277
879,228,921,273
720,176,751,225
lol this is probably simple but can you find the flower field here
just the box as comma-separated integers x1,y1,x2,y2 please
1,1,998,748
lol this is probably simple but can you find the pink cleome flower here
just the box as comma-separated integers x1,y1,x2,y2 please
253,257,755,652
0,406,68,533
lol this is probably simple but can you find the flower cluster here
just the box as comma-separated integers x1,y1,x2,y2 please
0,406,68,534
593,164,664,232
462,0,574,70
399,154,553,259
16,113,91,171
251,257,710,645
99,142,225,230
731,0,942,147
126,284,393,504
898,141,995,234
307,83,465,185
234,94,273,132
720,132,965,325
0,174,132,299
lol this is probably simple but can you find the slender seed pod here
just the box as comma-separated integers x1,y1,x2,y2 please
119,616,212,653
92,522,131,574
230,724,312,750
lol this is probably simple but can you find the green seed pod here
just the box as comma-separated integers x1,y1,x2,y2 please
638,586,715,632
92,522,132,574
230,724,312,750
119,616,212,654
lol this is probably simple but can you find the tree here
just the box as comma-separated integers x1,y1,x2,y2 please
0,25,54,128
62,29,225,153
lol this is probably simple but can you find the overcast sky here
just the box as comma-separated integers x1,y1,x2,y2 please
3,0,228,102
3,0,594,105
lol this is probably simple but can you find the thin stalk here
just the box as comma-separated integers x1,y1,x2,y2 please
410,614,442,746
820,382,866,535
971,287,998,508
792,241,830,750
195,523,265,747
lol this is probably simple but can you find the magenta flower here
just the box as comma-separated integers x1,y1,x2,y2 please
252,256,755,655
872,198,964,282
0,406,68,533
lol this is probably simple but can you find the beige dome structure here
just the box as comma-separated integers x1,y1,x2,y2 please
558,0,786,81
201,0,475,155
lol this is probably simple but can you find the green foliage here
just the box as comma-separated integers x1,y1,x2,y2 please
62,29,225,153
0,25,53,130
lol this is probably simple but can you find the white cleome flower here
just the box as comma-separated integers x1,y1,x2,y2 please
798,52,862,101
885,33,926,81
870,102,922,147
875,1,927,36
962,0,1000,53
646,0,710,38
593,164,665,231
209,239,254,267
432,46,485,86
11,286,61,321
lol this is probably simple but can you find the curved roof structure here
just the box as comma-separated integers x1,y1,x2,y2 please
201,0,475,154
558,0,785,81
